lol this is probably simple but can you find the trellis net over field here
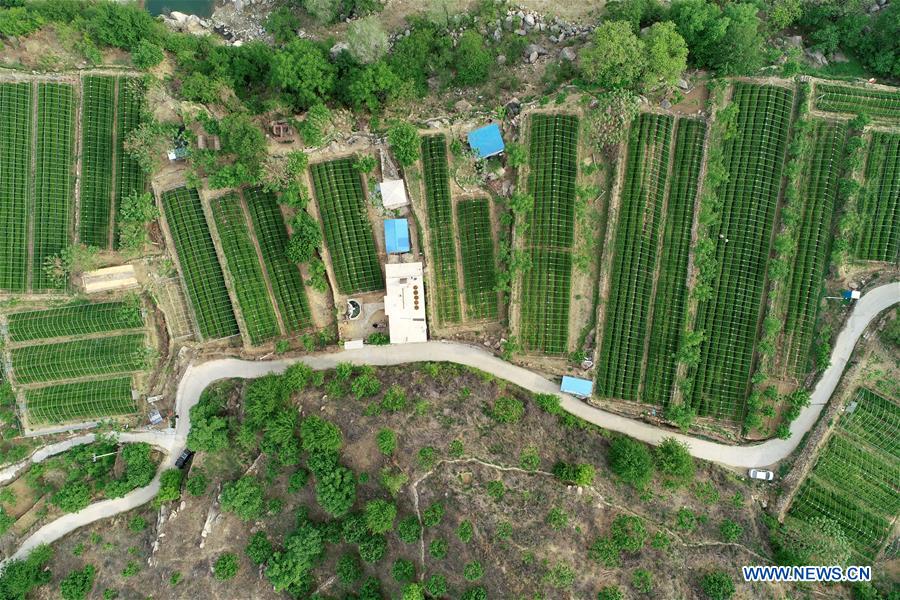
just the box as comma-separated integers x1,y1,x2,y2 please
78,75,116,248
0,82,32,293
310,157,383,295
25,377,136,426
853,132,899,263
455,198,499,322
518,113,579,355
6,301,143,343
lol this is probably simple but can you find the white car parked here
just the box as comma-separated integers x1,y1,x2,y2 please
748,468,774,481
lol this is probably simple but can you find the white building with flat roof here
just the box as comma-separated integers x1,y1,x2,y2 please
379,178,409,210
383,262,427,344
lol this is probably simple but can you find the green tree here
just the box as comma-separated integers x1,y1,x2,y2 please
701,570,735,600
154,469,183,507
552,461,595,486
581,20,646,89
397,516,421,543
117,190,158,251
719,519,743,542
453,30,492,86
489,396,525,423
376,428,396,456
60,564,95,600
609,436,654,489
670,0,762,74
246,531,273,565
428,538,448,559
128,516,147,532
302,0,339,24
84,2,159,49
611,515,647,553
300,416,343,453
463,561,484,581
653,437,695,486
315,465,356,518
51,481,91,513
422,502,444,527
775,516,852,566
180,72,222,104
364,499,397,534
546,508,568,531
265,522,324,593
131,39,164,69
286,211,322,263
265,6,300,44
336,553,363,585
186,472,209,496
388,122,420,167
213,553,238,580
348,16,388,63
401,583,425,600
0,7,43,37
457,520,474,542
597,586,624,600
0,544,53,599
631,569,653,594
221,477,265,521
425,573,448,597
392,558,415,583
270,39,336,109
358,533,387,563
641,21,688,88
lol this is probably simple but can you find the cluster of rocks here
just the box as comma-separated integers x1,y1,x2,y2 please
158,11,214,36
778,34,850,68
491,8,594,44
868,0,891,13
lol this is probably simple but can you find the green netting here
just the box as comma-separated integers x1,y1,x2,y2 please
78,75,116,248
815,84,900,120
25,377,136,425
32,82,75,291
112,77,147,249
161,187,239,340
456,198,499,321
782,120,847,374
0,82,32,292
310,157,383,294
596,113,673,402
11,333,147,384
7,301,143,343
211,192,280,345
689,84,794,421
853,132,899,263
243,186,313,333
519,248,572,354
421,135,462,324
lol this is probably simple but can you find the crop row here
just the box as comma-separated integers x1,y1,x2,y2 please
0,82,32,292
113,78,147,248
519,249,572,354
519,113,579,354
853,132,899,263
596,113,674,401
789,478,889,561
7,301,143,343
78,76,116,248
837,388,899,458
32,83,76,291
310,158,383,294
243,187,313,333
11,333,147,384
815,83,900,120
25,377,136,426
455,198,499,321
814,435,899,517
161,187,239,340
212,193,280,345
421,135,462,324
689,83,794,420
643,118,707,406
782,120,847,374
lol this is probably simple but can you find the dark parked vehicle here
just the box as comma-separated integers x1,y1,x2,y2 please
175,449,194,469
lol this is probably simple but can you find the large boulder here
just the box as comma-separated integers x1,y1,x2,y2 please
559,47,577,62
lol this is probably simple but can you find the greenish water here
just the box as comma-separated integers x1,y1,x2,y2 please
145,0,215,18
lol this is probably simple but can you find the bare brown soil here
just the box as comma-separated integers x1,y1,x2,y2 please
33,363,842,599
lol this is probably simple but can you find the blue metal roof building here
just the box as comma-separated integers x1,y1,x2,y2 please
384,219,411,254
467,124,505,159
560,376,594,399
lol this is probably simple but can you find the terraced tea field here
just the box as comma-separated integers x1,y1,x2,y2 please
161,187,239,340
854,132,899,263
211,192,280,345
780,120,847,375
518,113,579,355
1,301,150,428
689,83,794,421
788,388,899,562
421,135,462,325
456,198,499,321
310,157,383,295
244,187,313,333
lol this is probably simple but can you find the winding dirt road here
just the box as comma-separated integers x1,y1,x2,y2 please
5,282,897,563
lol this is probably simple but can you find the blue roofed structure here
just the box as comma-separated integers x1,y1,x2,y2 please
467,123,505,159
384,219,411,254
560,376,594,399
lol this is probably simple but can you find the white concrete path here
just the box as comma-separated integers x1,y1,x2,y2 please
5,282,897,564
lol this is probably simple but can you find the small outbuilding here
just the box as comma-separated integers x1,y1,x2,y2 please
379,178,409,210
842,289,862,300
560,376,594,400
467,123,505,159
384,219,411,254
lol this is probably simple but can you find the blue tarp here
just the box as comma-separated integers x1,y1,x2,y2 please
467,123,505,159
384,219,411,254
561,376,594,398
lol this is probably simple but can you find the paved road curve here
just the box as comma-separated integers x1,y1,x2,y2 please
6,282,897,563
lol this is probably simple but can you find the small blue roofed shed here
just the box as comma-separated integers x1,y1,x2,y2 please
384,219,411,254
468,123,505,159
560,376,593,399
